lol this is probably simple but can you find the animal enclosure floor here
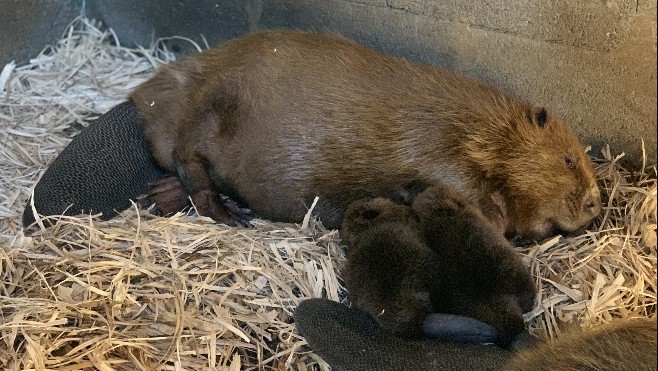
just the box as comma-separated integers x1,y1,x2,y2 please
0,16,656,370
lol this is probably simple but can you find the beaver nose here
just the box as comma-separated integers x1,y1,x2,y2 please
583,194,601,217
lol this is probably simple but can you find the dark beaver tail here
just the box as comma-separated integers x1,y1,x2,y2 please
293,298,511,371
22,100,165,228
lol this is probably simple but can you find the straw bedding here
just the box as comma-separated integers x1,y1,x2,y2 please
0,16,655,370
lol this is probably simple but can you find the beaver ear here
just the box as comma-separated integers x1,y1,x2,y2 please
528,107,548,128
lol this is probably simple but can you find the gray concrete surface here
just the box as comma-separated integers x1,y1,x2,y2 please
84,0,253,57
1,0,655,166
0,0,83,66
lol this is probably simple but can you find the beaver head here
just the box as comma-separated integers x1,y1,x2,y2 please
340,197,416,248
464,106,601,241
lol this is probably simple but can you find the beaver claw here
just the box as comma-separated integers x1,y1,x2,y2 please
138,175,254,227
193,189,253,227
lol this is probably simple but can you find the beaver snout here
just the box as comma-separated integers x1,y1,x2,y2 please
556,193,601,238
582,189,602,219
557,193,600,238
583,196,601,218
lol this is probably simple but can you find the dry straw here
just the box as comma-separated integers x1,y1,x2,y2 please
0,16,655,370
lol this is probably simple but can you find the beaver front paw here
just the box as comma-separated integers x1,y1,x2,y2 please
139,175,253,227
191,189,253,227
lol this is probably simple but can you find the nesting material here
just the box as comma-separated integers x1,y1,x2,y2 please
0,16,655,370
522,145,657,339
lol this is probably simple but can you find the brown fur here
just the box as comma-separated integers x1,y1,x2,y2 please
340,185,537,346
412,185,537,345
506,317,658,371
340,197,437,339
343,217,438,339
131,30,601,239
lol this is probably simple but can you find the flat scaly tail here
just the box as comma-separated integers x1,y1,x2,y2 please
22,100,165,227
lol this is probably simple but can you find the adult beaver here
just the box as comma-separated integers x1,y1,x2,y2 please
131,30,600,240
23,30,601,240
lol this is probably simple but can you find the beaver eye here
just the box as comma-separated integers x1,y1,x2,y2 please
565,156,575,169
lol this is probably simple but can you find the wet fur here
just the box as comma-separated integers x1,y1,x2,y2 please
131,29,601,239
340,185,537,347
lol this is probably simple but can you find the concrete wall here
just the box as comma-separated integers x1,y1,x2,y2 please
0,0,83,66
2,0,655,166
84,0,254,56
